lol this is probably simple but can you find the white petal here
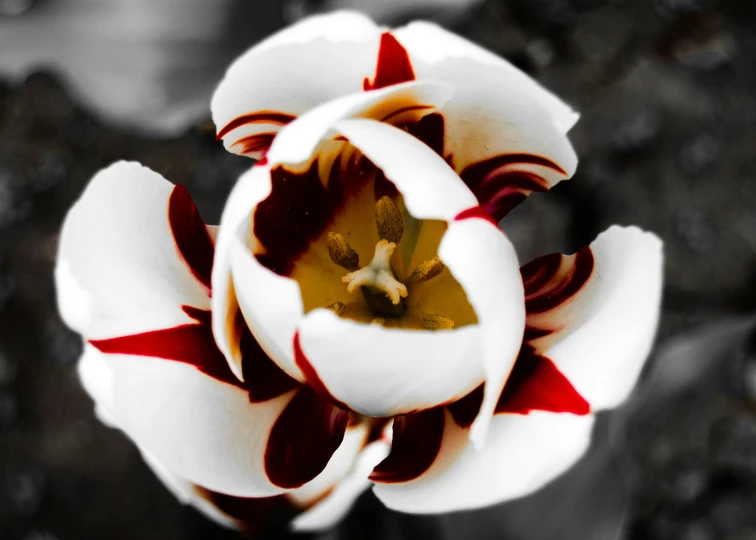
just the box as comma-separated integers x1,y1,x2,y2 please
211,12,384,157
55,161,211,339
332,118,477,220
297,311,484,416
439,219,525,446
102,350,295,496
373,410,594,513
526,226,664,410
394,21,578,219
292,439,391,532
210,164,296,381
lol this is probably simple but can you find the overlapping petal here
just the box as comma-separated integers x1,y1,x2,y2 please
522,226,664,410
373,410,594,513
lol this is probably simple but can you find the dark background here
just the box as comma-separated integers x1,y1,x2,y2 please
1,0,755,538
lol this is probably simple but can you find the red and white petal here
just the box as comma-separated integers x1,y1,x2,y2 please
524,225,663,410
55,161,212,340
439,218,526,446
297,312,484,416
211,11,385,157
210,164,301,381
292,438,391,532
372,410,594,513
97,347,349,496
393,21,578,220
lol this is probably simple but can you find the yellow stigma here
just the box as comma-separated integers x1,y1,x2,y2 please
342,240,408,305
375,196,404,244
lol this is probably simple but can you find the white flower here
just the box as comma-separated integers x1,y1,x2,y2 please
55,12,663,532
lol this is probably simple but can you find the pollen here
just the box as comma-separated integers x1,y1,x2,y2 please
375,196,404,244
325,301,345,315
423,313,455,330
411,256,446,282
326,232,360,271
342,240,408,305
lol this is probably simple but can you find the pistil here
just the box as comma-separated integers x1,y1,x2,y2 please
342,239,408,309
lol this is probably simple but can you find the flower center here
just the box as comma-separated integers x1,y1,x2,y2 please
325,195,455,329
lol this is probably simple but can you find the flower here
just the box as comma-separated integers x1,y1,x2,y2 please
55,11,664,533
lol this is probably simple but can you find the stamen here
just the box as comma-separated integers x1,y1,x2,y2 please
342,240,408,305
423,313,455,330
371,317,386,326
375,196,404,244
411,256,446,283
325,301,345,315
327,232,360,271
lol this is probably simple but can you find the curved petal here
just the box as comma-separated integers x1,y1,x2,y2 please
522,225,663,410
97,348,347,496
393,21,579,220
373,410,594,513
55,161,212,339
292,438,391,532
296,313,484,416
439,218,526,446
211,11,385,157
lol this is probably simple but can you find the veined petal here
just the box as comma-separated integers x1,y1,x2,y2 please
373,410,594,513
55,161,213,339
211,11,385,157
393,21,578,220
522,225,663,410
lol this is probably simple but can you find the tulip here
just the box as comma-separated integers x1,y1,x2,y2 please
56,12,663,533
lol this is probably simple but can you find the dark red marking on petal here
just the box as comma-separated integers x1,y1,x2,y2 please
522,247,595,315
265,385,350,489
454,205,499,227
496,344,590,415
194,487,297,536
369,407,445,484
241,320,300,403
380,104,435,124
524,325,554,341
363,32,415,91
293,332,350,410
254,154,372,277
232,132,276,156
460,154,567,221
256,156,269,166
405,112,445,157
447,384,484,428
168,185,215,291
366,417,392,444
91,305,298,402
90,306,241,389
216,111,296,141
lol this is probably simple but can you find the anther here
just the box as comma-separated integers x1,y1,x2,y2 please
325,301,345,315
371,317,386,326
375,196,404,244
411,257,446,283
326,232,360,271
423,314,455,330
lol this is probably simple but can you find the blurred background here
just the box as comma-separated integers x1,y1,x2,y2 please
0,0,755,538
